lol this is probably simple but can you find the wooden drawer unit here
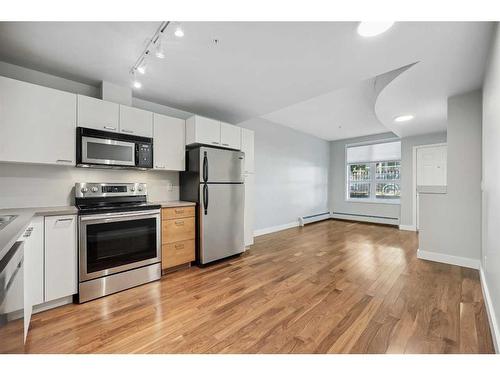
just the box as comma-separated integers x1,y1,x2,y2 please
162,240,195,269
162,206,195,220
161,205,196,271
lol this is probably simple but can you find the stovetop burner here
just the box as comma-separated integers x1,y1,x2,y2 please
74,182,161,215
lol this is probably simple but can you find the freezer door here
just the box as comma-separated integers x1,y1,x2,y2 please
199,147,244,183
199,183,245,264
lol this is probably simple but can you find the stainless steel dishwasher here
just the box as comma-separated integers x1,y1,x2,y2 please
0,241,24,354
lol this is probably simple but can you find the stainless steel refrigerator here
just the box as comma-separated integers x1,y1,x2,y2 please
180,146,245,264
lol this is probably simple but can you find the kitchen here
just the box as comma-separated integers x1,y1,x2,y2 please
1,11,500,368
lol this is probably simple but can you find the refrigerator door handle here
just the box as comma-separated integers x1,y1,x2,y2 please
203,152,208,183
203,184,209,215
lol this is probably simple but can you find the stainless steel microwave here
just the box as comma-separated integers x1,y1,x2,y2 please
76,127,153,169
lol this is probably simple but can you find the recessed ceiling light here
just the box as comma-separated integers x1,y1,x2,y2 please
394,114,414,123
357,22,395,37
133,81,142,89
174,27,184,38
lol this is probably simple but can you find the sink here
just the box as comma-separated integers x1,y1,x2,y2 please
0,215,18,231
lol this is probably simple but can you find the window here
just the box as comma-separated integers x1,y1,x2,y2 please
346,141,401,203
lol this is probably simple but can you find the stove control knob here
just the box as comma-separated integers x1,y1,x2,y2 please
91,186,98,193
80,187,88,194
130,187,136,192
138,185,144,192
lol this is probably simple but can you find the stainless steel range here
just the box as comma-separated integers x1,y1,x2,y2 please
75,182,161,303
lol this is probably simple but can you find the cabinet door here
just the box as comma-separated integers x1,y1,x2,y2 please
241,128,255,173
186,116,221,146
0,76,76,166
220,122,241,150
26,217,44,306
44,215,77,302
77,95,119,132
119,105,153,138
153,113,186,171
244,173,255,247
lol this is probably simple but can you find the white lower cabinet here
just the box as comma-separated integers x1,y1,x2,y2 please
244,173,255,247
44,215,77,302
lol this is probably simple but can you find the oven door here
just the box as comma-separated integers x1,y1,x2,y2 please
79,210,160,281
82,136,136,167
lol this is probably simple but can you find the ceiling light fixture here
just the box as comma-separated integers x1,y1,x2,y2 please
357,21,395,37
155,37,166,59
136,62,146,74
133,80,142,89
174,26,184,38
394,114,415,123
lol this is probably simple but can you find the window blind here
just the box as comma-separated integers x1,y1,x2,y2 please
346,141,401,163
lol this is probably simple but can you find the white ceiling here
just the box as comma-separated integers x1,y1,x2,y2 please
0,21,494,140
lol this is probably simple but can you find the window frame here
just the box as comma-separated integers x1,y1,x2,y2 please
346,159,401,205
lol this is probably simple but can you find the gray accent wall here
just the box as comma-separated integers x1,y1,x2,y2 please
329,132,400,223
237,118,330,231
482,23,500,351
399,132,447,227
418,90,482,262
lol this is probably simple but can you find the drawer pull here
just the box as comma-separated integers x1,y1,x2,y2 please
175,220,185,226
174,209,184,214
56,218,74,223
103,126,116,131
175,244,185,249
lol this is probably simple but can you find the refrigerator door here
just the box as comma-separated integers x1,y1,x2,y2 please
199,183,245,264
199,147,244,183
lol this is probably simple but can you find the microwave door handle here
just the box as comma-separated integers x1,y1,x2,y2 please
203,152,208,183
203,184,209,215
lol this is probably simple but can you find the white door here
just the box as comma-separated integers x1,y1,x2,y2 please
186,116,221,146
77,95,119,133
416,145,447,229
153,113,186,171
220,122,241,150
44,215,77,302
119,105,153,137
0,76,76,166
241,128,255,173
243,173,255,247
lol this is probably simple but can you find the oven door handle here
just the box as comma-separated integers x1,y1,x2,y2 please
79,210,160,222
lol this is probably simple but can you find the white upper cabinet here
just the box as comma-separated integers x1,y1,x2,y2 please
0,76,76,166
186,115,221,146
241,128,255,173
220,122,241,150
153,113,185,171
119,105,153,138
77,95,119,132
44,215,77,302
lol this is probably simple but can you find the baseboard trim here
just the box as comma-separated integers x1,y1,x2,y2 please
32,295,73,314
399,224,417,231
254,221,299,237
331,213,398,226
417,249,480,270
479,267,500,353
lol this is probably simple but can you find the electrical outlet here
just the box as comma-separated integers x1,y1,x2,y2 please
167,182,173,192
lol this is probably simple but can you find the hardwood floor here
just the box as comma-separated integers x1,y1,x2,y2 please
25,220,495,353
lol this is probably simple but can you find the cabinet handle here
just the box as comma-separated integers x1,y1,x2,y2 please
103,126,116,131
155,165,166,169
56,159,73,163
211,142,220,145
222,143,230,146
175,209,184,214
174,244,185,249
175,220,185,226
56,218,74,223
122,129,134,134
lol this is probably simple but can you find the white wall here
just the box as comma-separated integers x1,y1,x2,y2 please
237,117,330,232
418,90,482,264
399,132,447,227
482,23,500,351
329,132,400,224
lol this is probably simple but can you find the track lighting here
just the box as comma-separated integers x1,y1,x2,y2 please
137,62,146,74
174,26,184,38
155,36,166,59
133,80,142,89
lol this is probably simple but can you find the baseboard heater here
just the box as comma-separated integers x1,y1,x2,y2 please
331,212,399,225
299,212,331,226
